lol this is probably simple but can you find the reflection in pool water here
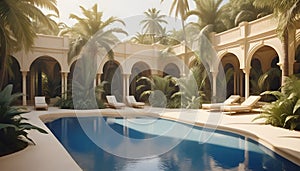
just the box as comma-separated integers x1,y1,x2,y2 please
46,117,300,171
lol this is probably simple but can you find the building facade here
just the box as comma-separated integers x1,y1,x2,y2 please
8,15,300,105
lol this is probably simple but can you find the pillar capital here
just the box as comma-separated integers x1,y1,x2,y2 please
122,73,131,77
242,67,251,74
22,72,27,106
21,71,28,76
210,71,219,77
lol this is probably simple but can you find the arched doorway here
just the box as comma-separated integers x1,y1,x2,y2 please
29,56,61,104
129,62,151,102
2,56,22,104
101,60,123,102
220,53,243,98
163,63,180,78
68,60,77,90
294,45,300,74
250,46,281,101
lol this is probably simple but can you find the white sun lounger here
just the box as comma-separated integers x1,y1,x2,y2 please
202,95,241,110
221,95,261,114
34,96,48,110
126,96,145,108
106,95,126,109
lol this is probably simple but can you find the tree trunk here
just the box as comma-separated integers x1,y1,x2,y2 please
181,19,187,76
0,27,7,90
282,29,289,85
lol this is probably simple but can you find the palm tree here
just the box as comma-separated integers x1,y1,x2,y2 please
220,0,272,29
189,55,212,102
185,0,226,33
140,8,167,44
254,0,300,84
172,71,205,109
63,4,127,62
32,14,60,35
32,14,69,36
131,32,153,44
137,75,177,107
0,0,58,89
161,0,190,65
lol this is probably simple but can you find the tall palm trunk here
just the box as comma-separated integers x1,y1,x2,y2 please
282,29,289,85
0,26,8,90
181,19,187,76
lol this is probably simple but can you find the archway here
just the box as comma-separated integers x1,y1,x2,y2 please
29,56,61,104
163,63,180,78
220,53,243,98
294,45,300,74
250,46,281,101
68,60,77,91
129,62,151,102
2,56,22,104
101,60,123,102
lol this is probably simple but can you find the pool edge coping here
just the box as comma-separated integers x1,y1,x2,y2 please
1,107,300,170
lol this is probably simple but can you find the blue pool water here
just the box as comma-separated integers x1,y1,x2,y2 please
46,117,300,171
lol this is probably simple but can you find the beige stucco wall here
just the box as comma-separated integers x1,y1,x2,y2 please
10,14,300,104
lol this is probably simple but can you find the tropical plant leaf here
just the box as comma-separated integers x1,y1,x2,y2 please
260,91,283,99
293,99,300,114
19,123,48,134
136,85,148,92
0,84,48,152
0,123,18,130
139,90,152,99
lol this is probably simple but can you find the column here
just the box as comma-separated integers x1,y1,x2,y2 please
211,72,218,103
240,72,244,96
97,73,101,86
64,73,68,99
243,68,250,98
123,74,130,103
61,72,65,99
22,71,27,106
96,73,102,100
30,71,35,101
233,71,237,95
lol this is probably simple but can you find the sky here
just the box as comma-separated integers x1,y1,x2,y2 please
52,0,228,40
56,0,196,26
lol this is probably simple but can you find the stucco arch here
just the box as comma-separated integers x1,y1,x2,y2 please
163,63,181,78
119,54,156,75
247,43,283,70
220,53,240,70
10,55,22,71
28,55,63,72
160,58,183,76
217,50,243,71
131,61,151,75
69,56,79,71
98,58,123,75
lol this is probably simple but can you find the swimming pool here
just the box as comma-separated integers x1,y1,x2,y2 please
46,117,300,171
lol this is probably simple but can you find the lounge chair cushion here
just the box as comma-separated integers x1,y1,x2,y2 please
34,96,48,110
221,95,261,113
106,96,126,109
126,96,145,108
202,95,240,109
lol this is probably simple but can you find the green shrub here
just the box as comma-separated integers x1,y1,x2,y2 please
54,97,74,109
54,96,106,110
0,85,47,156
137,75,177,108
254,76,300,130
